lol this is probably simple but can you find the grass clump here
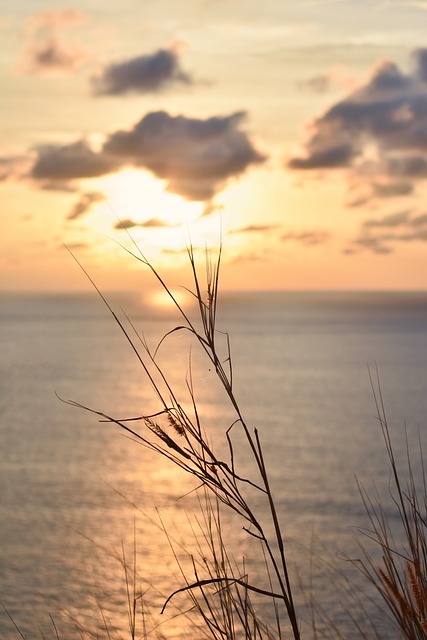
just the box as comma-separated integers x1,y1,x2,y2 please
62,240,301,639
355,370,427,639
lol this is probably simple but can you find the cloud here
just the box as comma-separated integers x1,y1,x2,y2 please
114,217,176,230
344,237,393,255
346,179,414,207
372,181,413,197
31,140,120,181
298,65,355,94
299,73,332,94
289,143,354,169
386,154,427,177
103,110,266,200
289,50,427,193
60,242,88,251
29,111,265,202
18,8,88,75
363,209,411,228
346,208,427,253
230,224,279,234
0,156,28,181
24,37,86,75
281,230,329,245
92,49,193,95
67,191,104,220
40,181,78,193
229,252,267,264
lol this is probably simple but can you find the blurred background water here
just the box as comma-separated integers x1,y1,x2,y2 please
1,289,427,639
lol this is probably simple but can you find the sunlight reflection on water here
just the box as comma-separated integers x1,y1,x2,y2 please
1,291,427,638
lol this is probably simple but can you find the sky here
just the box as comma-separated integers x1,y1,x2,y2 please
1,0,427,292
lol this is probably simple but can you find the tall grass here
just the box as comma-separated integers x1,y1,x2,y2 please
354,370,427,639
63,240,301,639
55,241,427,640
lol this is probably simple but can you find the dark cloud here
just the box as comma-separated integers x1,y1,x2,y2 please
114,217,175,230
346,208,427,254
103,111,266,200
289,51,427,193
29,111,265,202
31,140,120,181
281,230,329,245
386,154,427,177
67,191,104,220
414,48,427,83
289,143,354,169
92,49,193,96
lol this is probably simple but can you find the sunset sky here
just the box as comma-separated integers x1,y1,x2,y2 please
2,0,427,291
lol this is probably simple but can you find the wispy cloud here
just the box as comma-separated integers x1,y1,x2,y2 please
92,49,193,96
363,209,411,228
229,224,279,234
281,230,329,245
59,242,89,251
298,65,355,94
347,179,414,207
0,155,30,181
67,191,104,220
17,9,89,75
114,217,176,230
346,208,427,253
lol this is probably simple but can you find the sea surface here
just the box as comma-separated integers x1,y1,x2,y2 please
1,290,427,639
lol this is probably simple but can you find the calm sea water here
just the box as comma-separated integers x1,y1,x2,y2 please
1,290,427,639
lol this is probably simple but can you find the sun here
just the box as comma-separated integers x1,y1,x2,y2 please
75,167,227,270
96,168,204,227
87,168,226,258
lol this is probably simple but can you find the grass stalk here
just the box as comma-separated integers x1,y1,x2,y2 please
63,241,301,639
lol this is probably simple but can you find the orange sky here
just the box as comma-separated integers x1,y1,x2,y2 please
1,1,427,291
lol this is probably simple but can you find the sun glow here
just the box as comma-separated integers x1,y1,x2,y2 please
148,288,190,310
97,168,204,226
85,168,227,262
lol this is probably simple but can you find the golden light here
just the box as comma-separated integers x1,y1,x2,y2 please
80,168,230,265
148,287,190,310
96,168,204,226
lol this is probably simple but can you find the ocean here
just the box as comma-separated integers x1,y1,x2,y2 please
1,290,427,639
